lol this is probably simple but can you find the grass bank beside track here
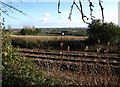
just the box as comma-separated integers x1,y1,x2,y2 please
11,35,88,51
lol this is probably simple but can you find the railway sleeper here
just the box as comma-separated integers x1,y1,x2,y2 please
60,63,69,71
33,59,120,76
69,64,79,71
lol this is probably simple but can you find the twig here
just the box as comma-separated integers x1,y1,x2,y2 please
99,0,104,22
0,1,27,16
2,3,14,13
68,0,75,21
58,0,61,13
68,0,90,24
2,10,20,20
58,0,104,25
88,0,95,21
79,0,90,24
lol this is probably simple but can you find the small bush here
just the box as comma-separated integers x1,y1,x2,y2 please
2,31,45,87
87,20,120,53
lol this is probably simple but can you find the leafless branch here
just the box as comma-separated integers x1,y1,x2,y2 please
1,10,20,20
68,0,75,21
58,0,61,13
2,3,14,13
79,0,90,24
99,0,104,22
88,0,95,21
68,0,90,24
58,0,104,24
0,1,27,16
0,1,28,29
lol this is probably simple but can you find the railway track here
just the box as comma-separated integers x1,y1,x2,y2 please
19,48,120,85
19,48,120,66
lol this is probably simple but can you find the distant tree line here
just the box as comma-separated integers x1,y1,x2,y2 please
20,26,41,35
20,27,88,36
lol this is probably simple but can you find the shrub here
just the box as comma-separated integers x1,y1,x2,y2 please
86,20,120,53
2,31,46,87
87,20,120,44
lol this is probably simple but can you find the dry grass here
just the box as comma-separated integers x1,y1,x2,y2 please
11,35,88,41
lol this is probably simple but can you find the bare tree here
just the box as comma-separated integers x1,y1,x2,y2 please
58,0,104,24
